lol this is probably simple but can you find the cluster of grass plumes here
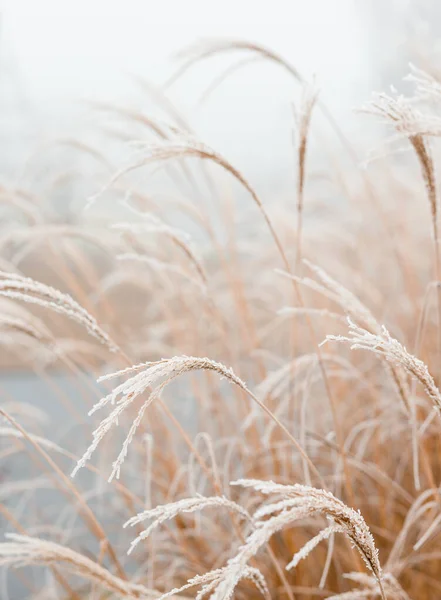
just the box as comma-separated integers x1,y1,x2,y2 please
4,39,441,600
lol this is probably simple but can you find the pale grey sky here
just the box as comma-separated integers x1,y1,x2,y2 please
4,0,430,195
1,0,373,117
2,1,366,95
0,2,377,178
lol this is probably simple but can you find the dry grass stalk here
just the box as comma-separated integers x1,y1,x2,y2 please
73,354,321,485
363,93,438,244
0,534,156,599
188,479,386,600
124,495,252,555
293,83,319,265
323,318,441,414
72,356,253,481
157,566,270,600
112,212,207,286
89,137,291,272
168,38,303,89
0,271,118,352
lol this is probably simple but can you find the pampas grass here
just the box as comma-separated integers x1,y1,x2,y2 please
4,38,441,600
215,479,386,600
72,356,253,481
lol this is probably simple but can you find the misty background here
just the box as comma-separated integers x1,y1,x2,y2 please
1,3,441,597
1,0,440,201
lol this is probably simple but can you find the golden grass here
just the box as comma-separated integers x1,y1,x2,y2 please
2,38,441,599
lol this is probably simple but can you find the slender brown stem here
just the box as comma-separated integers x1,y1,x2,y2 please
0,409,127,581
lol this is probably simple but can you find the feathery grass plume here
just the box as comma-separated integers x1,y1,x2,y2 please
285,524,346,570
406,64,441,102
293,82,319,265
362,92,437,244
363,81,441,412
0,534,157,599
157,567,270,600
156,570,226,600
236,480,383,577
72,356,252,481
195,479,385,600
74,354,321,487
0,271,118,352
124,495,252,555
323,318,441,413
361,89,441,137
